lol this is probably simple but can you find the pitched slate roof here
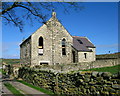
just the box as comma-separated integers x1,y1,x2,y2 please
72,36,95,52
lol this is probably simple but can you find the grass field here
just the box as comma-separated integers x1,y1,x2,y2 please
0,68,6,75
17,80,55,96
82,64,120,74
4,82,25,96
2,59,20,65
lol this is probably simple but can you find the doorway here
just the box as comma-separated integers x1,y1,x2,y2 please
72,50,76,63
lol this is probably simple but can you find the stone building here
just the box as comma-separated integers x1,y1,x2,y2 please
20,12,96,67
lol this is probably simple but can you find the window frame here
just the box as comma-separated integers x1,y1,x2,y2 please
38,36,44,55
62,38,66,56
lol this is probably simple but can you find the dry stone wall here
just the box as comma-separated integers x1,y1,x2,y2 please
18,67,120,95
36,58,120,72
61,58,120,71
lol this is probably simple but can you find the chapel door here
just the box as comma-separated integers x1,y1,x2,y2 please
72,51,76,63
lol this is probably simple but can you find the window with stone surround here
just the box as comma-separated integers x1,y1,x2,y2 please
38,36,43,55
84,53,87,59
62,39,66,55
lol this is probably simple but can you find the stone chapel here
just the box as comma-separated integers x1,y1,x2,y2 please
20,12,96,67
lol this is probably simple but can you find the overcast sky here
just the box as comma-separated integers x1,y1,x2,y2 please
1,2,118,59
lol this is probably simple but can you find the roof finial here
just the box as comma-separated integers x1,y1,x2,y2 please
52,9,56,18
52,8,54,12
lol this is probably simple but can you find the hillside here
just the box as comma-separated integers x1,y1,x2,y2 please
96,52,120,60
2,59,20,65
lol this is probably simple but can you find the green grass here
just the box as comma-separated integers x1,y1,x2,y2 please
0,69,2,72
82,64,120,74
2,59,20,65
4,82,25,96
17,80,55,96
0,69,6,75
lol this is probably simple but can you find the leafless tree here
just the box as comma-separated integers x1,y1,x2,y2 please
1,2,84,31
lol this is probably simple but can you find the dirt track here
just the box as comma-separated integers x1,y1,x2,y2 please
2,78,49,96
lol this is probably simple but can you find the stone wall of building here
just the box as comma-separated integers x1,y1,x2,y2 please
31,15,73,66
78,48,96,62
20,37,31,66
31,22,53,66
18,67,120,95
51,17,73,65
36,58,120,72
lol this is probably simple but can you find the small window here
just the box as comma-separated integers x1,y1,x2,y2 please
77,39,83,44
62,39,66,55
84,53,87,59
40,63,48,65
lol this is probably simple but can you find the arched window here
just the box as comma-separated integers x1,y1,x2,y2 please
62,39,66,55
38,36,43,55
38,37,43,49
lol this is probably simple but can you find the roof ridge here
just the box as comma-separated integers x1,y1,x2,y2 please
72,36,86,38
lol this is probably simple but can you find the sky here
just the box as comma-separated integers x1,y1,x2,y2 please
1,2,118,59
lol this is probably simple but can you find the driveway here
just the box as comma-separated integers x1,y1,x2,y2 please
2,80,50,96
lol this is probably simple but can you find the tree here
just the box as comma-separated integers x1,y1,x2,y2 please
1,2,84,31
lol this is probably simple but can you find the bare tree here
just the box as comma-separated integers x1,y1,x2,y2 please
1,2,84,31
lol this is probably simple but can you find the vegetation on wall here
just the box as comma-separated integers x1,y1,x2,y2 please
2,59,20,65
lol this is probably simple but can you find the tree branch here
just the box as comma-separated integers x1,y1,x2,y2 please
1,2,19,15
16,4,45,20
2,16,12,21
6,12,18,26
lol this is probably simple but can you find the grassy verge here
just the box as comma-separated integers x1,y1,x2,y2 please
82,64,120,74
0,69,2,72
17,80,55,96
0,69,6,75
4,82,25,96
